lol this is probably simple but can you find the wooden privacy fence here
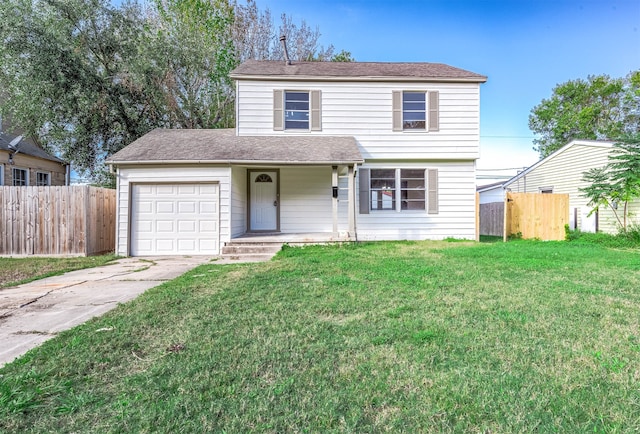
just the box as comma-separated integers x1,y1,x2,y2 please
479,201,505,237
504,192,569,241
478,193,569,241
0,186,115,256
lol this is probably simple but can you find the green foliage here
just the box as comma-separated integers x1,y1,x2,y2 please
0,0,348,182
529,72,640,157
579,133,640,229
331,49,354,62
564,226,640,249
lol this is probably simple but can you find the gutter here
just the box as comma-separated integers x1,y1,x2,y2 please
106,159,365,166
230,74,487,83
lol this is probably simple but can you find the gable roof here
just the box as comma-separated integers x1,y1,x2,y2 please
107,128,364,165
501,139,614,188
230,60,487,83
0,132,66,164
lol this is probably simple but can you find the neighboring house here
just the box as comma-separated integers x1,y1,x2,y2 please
477,140,638,234
107,59,487,256
0,117,69,186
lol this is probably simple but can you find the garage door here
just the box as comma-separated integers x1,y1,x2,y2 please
131,183,219,255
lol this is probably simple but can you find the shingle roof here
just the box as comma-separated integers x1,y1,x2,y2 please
107,129,364,165
230,60,487,82
0,132,66,164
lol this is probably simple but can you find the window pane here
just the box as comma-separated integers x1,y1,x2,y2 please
285,120,309,129
401,169,425,180
403,92,425,102
285,101,309,110
286,92,309,102
403,120,426,129
371,169,395,178
403,112,426,121
285,111,309,121
371,190,395,210
403,101,426,111
371,179,395,189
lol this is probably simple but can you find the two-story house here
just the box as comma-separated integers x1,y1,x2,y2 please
107,60,487,256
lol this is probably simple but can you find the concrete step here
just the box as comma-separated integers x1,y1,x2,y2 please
217,253,276,263
221,244,282,255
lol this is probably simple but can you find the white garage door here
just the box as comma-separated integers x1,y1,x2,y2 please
131,183,219,256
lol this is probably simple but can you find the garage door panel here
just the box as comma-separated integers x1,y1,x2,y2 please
178,201,197,213
131,183,219,256
178,220,196,232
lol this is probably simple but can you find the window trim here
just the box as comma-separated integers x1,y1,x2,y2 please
12,167,28,186
36,171,51,186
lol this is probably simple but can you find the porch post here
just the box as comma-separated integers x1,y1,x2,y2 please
332,165,338,234
348,165,355,238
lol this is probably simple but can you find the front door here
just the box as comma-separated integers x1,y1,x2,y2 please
249,171,279,231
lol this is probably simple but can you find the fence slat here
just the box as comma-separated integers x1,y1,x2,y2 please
0,186,115,256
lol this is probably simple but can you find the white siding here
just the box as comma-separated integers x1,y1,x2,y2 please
115,165,232,256
357,161,477,240
280,167,334,232
231,166,247,237
478,186,505,204
236,80,481,160
507,142,640,234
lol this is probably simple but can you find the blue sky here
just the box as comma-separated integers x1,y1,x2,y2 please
254,0,640,179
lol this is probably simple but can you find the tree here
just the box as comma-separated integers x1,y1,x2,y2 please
529,72,640,158
233,0,337,62
579,133,640,230
0,0,348,183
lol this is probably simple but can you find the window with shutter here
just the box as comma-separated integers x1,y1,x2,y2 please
274,90,322,131
393,90,439,132
360,168,430,213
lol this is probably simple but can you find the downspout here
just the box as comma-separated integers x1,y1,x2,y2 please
65,163,71,185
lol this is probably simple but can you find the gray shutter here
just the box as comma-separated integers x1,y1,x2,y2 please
310,90,321,131
392,91,402,131
428,91,439,132
427,168,439,214
359,168,370,214
274,89,284,131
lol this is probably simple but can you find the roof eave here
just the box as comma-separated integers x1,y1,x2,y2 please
107,159,365,166
230,74,487,83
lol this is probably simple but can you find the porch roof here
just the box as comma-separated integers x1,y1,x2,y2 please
107,128,363,165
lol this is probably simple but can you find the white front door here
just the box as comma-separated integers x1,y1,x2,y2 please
250,171,278,231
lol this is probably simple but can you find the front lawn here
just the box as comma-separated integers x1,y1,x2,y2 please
0,255,119,289
1,241,639,432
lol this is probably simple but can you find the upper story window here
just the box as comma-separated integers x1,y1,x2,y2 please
13,168,28,186
392,90,439,132
402,92,426,130
284,92,309,130
274,90,321,131
36,172,50,186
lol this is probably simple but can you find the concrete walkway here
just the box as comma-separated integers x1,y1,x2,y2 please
0,256,215,367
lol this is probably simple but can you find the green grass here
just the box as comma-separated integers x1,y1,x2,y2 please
1,241,639,432
0,254,119,289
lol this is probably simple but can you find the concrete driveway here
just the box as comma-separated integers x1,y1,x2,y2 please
0,256,214,367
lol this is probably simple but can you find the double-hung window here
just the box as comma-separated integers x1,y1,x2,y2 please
12,168,28,186
284,91,309,130
36,172,50,186
274,90,321,131
392,90,439,132
360,168,438,214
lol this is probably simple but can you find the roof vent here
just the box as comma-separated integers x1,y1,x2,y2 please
279,35,292,65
